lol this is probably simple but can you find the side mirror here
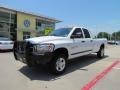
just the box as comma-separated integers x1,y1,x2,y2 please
76,32,82,35
71,34,83,39
71,35,76,39
70,35,80,39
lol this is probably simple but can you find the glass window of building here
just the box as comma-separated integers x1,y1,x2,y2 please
0,11,17,40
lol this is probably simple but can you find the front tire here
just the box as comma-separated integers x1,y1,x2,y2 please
97,46,105,58
49,54,67,75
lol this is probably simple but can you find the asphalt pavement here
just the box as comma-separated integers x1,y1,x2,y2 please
0,45,120,90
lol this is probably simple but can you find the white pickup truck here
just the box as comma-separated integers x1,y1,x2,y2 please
14,27,107,74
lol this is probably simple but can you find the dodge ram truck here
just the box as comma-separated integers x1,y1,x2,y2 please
13,27,107,74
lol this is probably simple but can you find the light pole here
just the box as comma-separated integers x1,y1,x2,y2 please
9,11,11,39
114,32,117,44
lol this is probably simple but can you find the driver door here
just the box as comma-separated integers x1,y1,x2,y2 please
70,28,86,58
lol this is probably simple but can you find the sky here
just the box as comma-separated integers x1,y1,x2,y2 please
0,0,120,35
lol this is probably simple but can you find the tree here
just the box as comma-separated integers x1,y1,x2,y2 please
112,31,120,40
97,32,110,40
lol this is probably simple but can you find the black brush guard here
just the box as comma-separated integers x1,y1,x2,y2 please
13,41,33,63
13,41,53,65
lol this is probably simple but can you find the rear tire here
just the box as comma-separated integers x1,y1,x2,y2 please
97,46,105,58
49,54,67,75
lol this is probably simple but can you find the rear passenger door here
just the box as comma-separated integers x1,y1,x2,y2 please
82,28,93,52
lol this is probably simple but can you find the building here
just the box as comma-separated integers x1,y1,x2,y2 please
0,6,61,41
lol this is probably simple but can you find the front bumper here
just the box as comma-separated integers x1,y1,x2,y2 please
15,52,53,64
32,52,53,64
14,41,53,65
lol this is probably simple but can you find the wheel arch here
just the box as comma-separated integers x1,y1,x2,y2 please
53,48,69,59
100,44,105,49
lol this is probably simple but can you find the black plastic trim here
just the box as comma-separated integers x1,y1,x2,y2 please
71,50,92,55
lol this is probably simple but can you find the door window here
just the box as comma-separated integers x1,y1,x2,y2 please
72,28,83,38
83,29,90,38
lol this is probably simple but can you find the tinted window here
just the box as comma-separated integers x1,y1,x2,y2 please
72,28,83,38
83,29,90,38
49,28,72,37
0,38,11,41
0,23,3,28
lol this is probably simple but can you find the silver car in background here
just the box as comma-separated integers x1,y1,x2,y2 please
0,37,13,50
108,40,120,45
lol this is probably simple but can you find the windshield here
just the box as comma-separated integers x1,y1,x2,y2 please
0,38,11,41
49,28,72,37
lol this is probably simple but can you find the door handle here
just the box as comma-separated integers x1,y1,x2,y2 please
90,40,93,42
81,41,85,43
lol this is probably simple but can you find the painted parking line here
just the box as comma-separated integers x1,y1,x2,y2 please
113,62,120,70
81,60,120,90
113,67,120,70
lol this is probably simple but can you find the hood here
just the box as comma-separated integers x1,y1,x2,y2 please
26,36,66,44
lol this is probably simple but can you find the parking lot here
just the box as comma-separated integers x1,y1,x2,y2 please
0,45,120,90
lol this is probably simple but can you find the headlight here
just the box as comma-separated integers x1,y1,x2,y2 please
34,44,55,53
